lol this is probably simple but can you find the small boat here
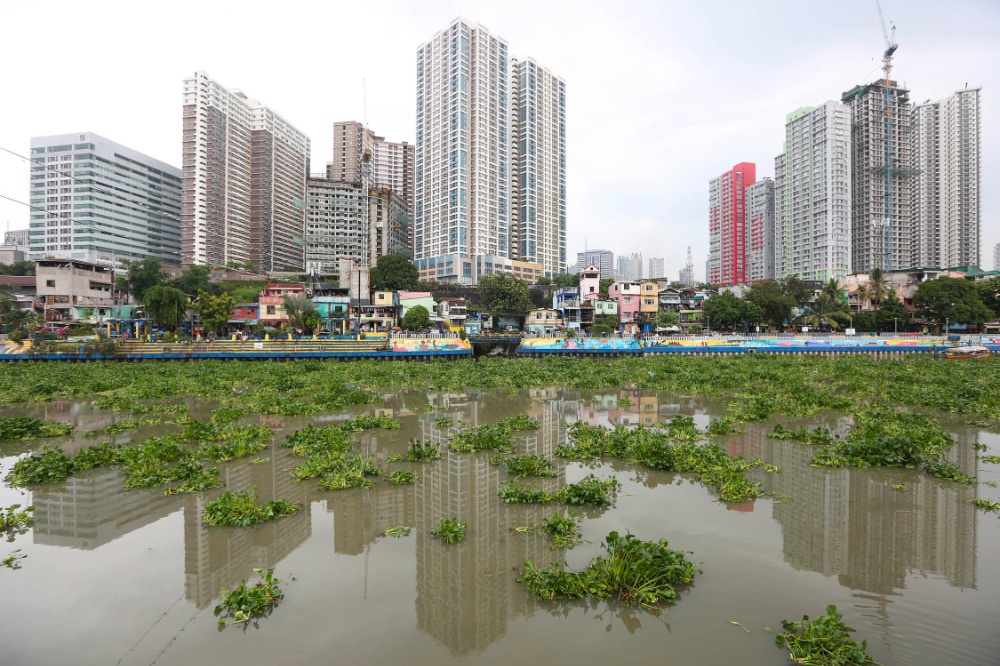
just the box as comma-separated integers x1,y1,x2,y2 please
944,345,991,360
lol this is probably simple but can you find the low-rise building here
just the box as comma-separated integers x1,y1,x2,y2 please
593,299,618,318
437,297,467,333
579,264,602,301
639,280,659,323
608,282,641,325
228,304,260,328
526,308,563,333
258,283,307,325
36,258,118,323
553,287,594,329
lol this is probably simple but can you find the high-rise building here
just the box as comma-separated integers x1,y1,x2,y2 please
648,257,665,279
4,229,29,248
374,138,416,212
842,80,914,273
181,71,310,271
994,242,1000,271
415,19,511,284
329,121,415,212
616,252,642,281
510,57,566,278
575,249,613,279
745,178,776,282
680,246,695,286
911,87,982,268
28,132,181,266
773,103,852,282
707,162,755,286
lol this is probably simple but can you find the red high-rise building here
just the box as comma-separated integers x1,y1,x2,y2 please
708,162,756,286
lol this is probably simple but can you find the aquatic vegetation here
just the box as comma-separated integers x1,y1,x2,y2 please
497,415,540,431
251,457,270,465
202,489,302,527
618,396,634,407
982,455,1000,464
215,568,284,627
2,549,25,569
431,518,467,544
385,454,403,462
555,475,621,507
519,531,696,611
281,425,352,458
490,454,557,477
82,417,163,438
775,605,880,665
383,525,412,537
770,424,837,446
163,466,223,495
971,498,1000,512
5,446,73,486
340,414,400,431
706,417,742,436
70,442,126,471
210,405,248,423
662,415,701,442
812,405,975,483
314,385,380,409
498,481,553,504
315,455,382,490
404,439,441,462
434,416,454,428
235,391,318,416
0,417,73,442
449,424,515,453
386,470,419,485
541,511,582,549
0,504,34,540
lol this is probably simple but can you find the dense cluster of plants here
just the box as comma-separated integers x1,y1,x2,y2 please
430,518,467,544
489,454,557,477
386,470,419,486
202,489,302,527
540,511,582,549
775,605,880,665
769,424,837,446
498,481,553,504
0,504,34,541
215,568,284,627
519,531,696,611
404,439,441,462
82,417,163,438
280,423,385,490
449,424,515,453
0,417,72,442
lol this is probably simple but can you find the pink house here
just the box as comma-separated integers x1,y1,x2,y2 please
579,264,601,301
608,282,641,324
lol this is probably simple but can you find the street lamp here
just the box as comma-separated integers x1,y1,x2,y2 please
894,318,897,335
945,317,949,337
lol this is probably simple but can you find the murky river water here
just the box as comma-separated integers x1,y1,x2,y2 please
1,389,998,666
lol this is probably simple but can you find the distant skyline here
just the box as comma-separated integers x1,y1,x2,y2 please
0,0,997,280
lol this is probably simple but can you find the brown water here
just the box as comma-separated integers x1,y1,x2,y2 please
1,389,998,666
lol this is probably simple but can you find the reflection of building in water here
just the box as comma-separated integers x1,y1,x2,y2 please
32,467,184,549
328,484,416,556
767,429,978,595
183,448,312,608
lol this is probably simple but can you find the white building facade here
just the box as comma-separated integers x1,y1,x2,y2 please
28,132,181,266
648,257,665,279
911,87,982,268
745,178,775,282
774,102,852,282
181,71,310,271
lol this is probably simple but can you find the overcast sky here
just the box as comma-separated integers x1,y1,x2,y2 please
1,0,996,279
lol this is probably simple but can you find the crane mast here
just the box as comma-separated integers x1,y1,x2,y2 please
876,0,898,272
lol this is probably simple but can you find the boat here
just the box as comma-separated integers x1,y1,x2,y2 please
944,345,991,360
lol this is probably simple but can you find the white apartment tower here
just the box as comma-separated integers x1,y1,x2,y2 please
994,242,1000,271
28,132,182,266
181,71,310,271
616,252,642,281
842,80,913,273
511,57,566,278
648,257,665,279
774,103,852,281
745,178,775,282
911,87,982,268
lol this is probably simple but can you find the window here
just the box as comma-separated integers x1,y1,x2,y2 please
46,280,55,287
267,305,276,315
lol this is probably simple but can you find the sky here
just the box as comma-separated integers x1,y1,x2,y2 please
0,0,997,280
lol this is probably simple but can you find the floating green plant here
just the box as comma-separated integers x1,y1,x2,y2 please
340,414,400,431
215,568,284,627
617,396,634,407
82,417,163,438
519,531,696,611
5,446,72,486
2,549,25,569
498,481,553,504
281,424,352,458
971,498,1000,512
210,405,248,423
496,415,540,431
490,454,557,477
449,424,515,453
775,605,881,665
434,416,454,428
383,525,412,538
554,475,620,507
706,417,742,436
0,504,34,540
431,518,467,544
316,455,382,491
404,439,441,462
163,466,223,495
70,442,126,471
769,424,837,446
0,417,73,442
541,511,582,549
386,470,419,485
202,489,302,527
982,455,1000,464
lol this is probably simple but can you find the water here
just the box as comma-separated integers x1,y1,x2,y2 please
1,389,998,666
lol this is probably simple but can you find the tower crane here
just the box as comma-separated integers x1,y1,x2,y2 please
875,0,898,272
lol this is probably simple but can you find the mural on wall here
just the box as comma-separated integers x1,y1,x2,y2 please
518,337,642,352
390,338,472,354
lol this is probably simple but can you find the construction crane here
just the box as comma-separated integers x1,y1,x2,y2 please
876,0,897,272
361,78,372,187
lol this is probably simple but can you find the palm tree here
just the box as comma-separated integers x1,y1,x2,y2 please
820,278,845,305
798,293,850,331
860,268,891,332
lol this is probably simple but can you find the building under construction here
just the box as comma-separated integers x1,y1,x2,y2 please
841,79,914,274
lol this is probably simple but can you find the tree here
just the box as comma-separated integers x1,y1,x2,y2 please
913,277,994,328
743,302,766,327
282,294,317,331
0,260,36,276
780,275,813,309
170,265,212,296
875,292,910,332
142,285,187,330
656,310,680,329
402,305,431,330
589,315,620,335
797,294,850,331
535,276,552,286
478,274,533,316
553,273,579,288
599,278,614,296
976,277,1000,319
820,278,846,306
122,258,167,302
194,290,235,335
746,280,796,328
702,291,744,330
860,268,891,332
528,287,549,309
301,309,321,333
852,311,876,333
370,254,419,291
